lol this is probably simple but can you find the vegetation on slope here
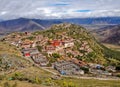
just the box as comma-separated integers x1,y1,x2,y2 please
33,23,112,64
100,43,120,66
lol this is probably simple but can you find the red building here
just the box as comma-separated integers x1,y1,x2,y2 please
50,40,64,47
24,52,30,57
52,40,60,47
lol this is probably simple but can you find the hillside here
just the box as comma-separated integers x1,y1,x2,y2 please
92,25,120,45
31,23,120,65
102,25,120,45
0,23,120,87
1,23,120,65
0,41,53,87
0,42,32,74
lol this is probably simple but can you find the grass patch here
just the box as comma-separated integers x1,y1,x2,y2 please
55,77,120,87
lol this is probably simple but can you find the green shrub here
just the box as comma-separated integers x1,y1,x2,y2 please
57,80,76,87
116,65,120,71
37,46,42,52
34,77,42,84
68,82,76,87
45,78,52,86
117,74,120,78
81,67,89,73
52,53,61,58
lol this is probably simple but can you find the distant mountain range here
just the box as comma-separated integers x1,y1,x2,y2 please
60,17,120,25
0,18,62,33
92,24,120,45
0,17,120,33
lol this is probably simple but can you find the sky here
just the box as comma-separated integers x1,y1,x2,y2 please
0,0,120,20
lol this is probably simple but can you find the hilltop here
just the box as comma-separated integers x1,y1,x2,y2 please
31,23,120,65
2,23,120,65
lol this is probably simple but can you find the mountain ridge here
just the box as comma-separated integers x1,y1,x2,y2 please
0,18,62,33
0,17,120,34
92,24,120,45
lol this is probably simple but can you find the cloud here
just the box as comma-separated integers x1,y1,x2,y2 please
0,11,8,15
0,0,120,19
49,3,69,6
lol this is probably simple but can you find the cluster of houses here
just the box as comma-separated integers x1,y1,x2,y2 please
3,32,49,67
86,63,117,76
53,57,116,76
1,32,118,77
79,41,93,56
54,61,84,75
45,39,74,55
21,47,49,66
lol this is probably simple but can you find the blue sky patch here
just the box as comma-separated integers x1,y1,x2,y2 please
74,10,92,12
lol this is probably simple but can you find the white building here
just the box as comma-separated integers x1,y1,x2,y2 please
64,41,74,48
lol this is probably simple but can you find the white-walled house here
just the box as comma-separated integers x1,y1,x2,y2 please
64,41,74,48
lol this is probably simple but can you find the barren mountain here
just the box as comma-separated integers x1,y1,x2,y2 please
0,18,62,33
93,25,120,45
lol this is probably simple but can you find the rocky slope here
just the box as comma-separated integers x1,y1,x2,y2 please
92,25,120,45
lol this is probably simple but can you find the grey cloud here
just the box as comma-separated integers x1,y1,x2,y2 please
0,0,120,20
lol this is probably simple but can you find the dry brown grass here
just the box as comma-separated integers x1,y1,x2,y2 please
0,42,22,56
0,80,48,87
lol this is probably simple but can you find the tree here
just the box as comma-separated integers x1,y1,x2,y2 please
37,46,42,52
52,53,61,58
67,53,73,58
81,67,89,73
116,66,120,71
